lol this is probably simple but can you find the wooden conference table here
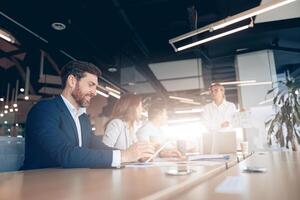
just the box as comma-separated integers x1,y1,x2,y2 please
0,152,299,200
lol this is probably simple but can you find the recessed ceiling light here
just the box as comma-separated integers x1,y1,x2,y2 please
108,67,117,72
51,22,66,31
128,82,135,86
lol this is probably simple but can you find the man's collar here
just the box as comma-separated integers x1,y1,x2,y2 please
61,95,86,116
212,99,227,107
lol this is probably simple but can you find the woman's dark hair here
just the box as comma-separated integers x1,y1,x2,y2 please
106,94,142,129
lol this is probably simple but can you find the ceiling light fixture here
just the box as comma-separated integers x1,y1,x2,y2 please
169,96,194,102
51,22,66,31
169,0,295,52
211,0,296,31
96,90,109,98
179,100,201,105
108,67,118,72
218,80,256,85
0,28,15,43
175,108,204,114
177,24,252,51
168,117,201,124
109,92,121,99
105,86,121,94
238,81,272,86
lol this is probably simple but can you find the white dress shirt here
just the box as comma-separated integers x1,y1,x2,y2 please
61,95,86,147
61,95,121,167
202,99,236,132
136,121,163,143
102,119,137,150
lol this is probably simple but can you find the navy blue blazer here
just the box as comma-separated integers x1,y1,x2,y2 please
22,96,114,170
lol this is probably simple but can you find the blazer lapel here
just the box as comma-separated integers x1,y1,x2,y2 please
55,96,79,144
79,114,90,147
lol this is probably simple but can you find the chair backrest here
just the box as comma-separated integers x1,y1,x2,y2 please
0,136,25,172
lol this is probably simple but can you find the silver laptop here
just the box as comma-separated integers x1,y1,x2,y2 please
202,131,237,154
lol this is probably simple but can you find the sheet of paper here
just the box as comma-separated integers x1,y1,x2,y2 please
125,160,222,168
215,176,246,194
188,154,230,161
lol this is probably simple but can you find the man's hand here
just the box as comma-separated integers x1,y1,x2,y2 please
221,121,229,128
121,143,155,163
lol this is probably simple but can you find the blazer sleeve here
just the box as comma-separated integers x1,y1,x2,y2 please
26,102,113,168
90,134,117,150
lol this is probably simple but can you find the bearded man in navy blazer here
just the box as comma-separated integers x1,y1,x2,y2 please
22,60,154,170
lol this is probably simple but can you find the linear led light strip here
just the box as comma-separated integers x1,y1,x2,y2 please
180,100,201,105
105,86,120,94
177,24,252,51
169,0,296,52
168,117,201,124
96,90,109,98
169,95,194,102
108,91,121,99
211,0,296,31
238,81,272,86
218,80,256,85
0,29,15,43
97,85,121,99
175,108,204,114
96,90,120,99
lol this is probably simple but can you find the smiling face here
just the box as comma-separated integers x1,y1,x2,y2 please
71,72,98,107
210,84,225,103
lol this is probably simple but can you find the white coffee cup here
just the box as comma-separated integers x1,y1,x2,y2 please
240,141,249,154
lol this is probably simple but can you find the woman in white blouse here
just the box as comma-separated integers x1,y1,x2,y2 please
102,94,143,150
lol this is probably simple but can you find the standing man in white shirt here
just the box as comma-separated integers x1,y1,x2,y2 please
202,83,236,132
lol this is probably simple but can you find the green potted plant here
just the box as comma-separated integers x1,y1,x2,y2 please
265,72,300,151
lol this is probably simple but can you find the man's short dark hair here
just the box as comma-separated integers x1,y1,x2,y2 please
209,82,224,90
60,60,102,88
148,102,167,120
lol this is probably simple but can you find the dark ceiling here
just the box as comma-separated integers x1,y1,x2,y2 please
1,0,300,103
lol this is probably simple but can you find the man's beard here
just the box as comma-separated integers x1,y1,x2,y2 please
71,84,92,107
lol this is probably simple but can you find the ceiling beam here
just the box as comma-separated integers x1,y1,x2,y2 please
0,49,24,59
112,0,168,99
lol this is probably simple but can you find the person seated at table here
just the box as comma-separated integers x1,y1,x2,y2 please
137,102,182,158
102,94,142,150
22,60,154,170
